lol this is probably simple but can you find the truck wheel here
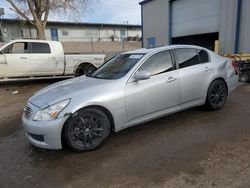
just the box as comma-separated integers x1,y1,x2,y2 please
205,80,228,111
62,108,111,152
75,64,96,77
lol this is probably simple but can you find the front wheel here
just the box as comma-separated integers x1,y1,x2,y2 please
205,80,228,111
63,108,111,152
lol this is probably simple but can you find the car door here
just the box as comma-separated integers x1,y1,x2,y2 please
174,48,212,107
125,50,180,121
0,53,7,78
3,42,31,77
29,42,58,76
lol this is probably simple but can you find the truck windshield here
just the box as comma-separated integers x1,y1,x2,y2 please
90,53,145,79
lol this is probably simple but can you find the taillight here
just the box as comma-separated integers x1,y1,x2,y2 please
231,60,238,75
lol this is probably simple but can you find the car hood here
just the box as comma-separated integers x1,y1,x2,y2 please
29,76,112,108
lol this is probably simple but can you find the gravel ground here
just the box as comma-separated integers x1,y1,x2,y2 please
0,80,250,188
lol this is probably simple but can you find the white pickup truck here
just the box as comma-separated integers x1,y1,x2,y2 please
0,40,106,81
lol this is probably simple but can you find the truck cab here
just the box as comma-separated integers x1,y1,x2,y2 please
0,40,65,79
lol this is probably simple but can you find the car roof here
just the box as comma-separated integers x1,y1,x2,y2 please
124,45,207,55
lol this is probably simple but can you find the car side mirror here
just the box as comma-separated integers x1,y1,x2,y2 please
133,71,151,81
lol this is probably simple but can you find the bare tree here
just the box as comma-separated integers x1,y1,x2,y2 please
6,0,87,39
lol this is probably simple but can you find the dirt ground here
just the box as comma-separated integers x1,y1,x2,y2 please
0,80,250,188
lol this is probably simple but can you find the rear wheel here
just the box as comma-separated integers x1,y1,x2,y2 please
206,80,228,111
63,108,111,152
75,64,96,77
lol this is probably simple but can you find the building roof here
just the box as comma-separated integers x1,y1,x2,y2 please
139,0,153,5
1,18,141,28
139,0,175,5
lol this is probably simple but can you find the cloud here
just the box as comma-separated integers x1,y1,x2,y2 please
84,0,141,24
0,0,141,25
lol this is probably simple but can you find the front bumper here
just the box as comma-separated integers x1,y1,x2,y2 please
22,104,68,150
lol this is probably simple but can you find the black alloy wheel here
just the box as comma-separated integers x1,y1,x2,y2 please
63,108,110,152
206,80,228,111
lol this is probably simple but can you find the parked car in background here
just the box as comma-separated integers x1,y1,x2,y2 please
22,45,238,152
0,40,105,81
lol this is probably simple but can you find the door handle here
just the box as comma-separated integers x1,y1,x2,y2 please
204,67,212,72
167,77,177,83
20,57,28,59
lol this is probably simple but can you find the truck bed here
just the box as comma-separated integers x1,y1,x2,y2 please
64,54,105,75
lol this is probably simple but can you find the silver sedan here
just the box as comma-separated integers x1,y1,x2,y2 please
22,45,239,152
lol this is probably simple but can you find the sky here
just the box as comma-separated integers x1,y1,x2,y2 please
0,0,142,25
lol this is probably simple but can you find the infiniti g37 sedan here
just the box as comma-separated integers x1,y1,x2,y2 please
22,45,238,152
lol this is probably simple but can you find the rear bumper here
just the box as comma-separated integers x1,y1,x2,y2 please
226,74,239,93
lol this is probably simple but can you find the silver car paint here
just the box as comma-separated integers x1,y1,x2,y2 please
22,45,239,149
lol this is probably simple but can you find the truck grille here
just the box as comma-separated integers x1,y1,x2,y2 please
24,105,33,119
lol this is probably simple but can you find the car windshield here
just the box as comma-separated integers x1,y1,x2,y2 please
89,53,145,79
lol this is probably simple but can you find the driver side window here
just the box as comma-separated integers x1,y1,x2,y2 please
138,50,174,76
1,42,29,54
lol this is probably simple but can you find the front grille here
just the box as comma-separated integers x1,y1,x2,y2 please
24,105,33,119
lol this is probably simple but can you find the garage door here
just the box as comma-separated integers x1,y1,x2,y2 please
172,32,219,50
172,0,220,38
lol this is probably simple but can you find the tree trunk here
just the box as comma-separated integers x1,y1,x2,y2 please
35,24,46,40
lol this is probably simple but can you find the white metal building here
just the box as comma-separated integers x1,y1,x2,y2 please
0,19,141,42
140,0,250,54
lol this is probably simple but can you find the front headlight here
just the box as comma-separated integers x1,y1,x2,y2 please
33,99,70,121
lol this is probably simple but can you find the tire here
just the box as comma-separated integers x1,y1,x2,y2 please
205,80,228,111
247,72,250,83
240,75,248,82
62,108,111,152
75,64,96,77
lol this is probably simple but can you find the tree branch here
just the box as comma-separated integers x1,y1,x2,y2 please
43,0,50,26
26,0,40,24
6,0,35,25
6,0,88,39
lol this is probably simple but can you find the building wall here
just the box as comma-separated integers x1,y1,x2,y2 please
219,0,250,54
43,24,141,42
1,22,24,41
172,0,220,38
219,0,238,54
141,0,250,54
239,0,250,53
0,21,141,42
142,0,169,48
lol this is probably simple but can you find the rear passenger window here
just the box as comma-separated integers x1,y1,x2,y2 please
138,50,174,76
31,43,51,53
175,48,200,68
197,49,209,63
